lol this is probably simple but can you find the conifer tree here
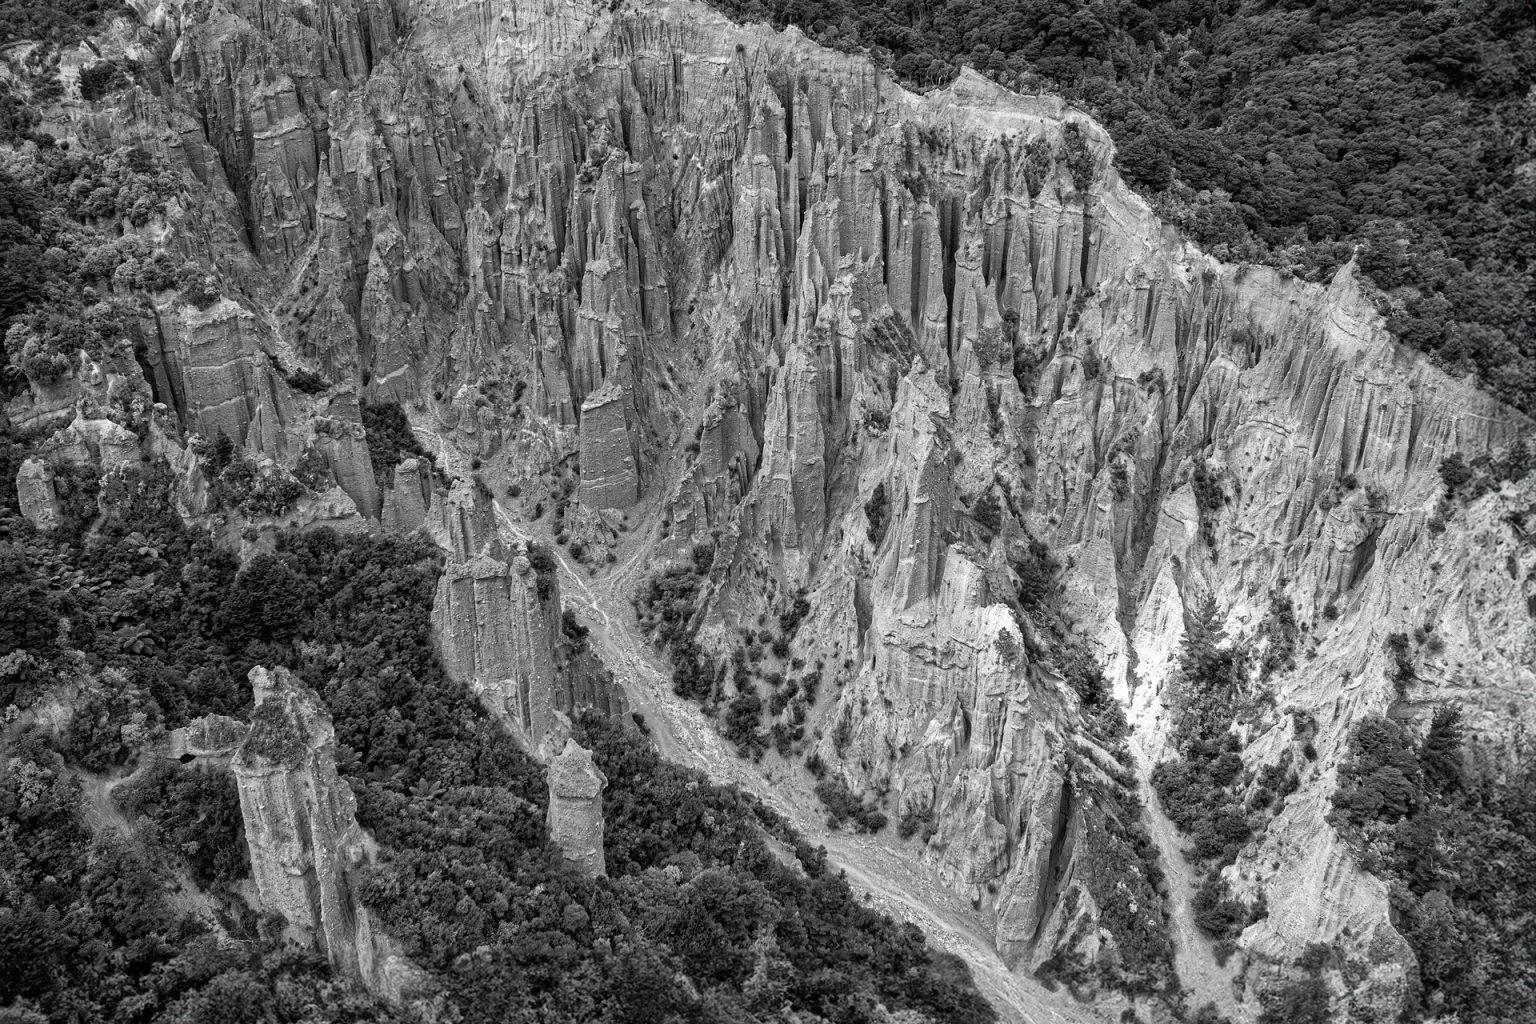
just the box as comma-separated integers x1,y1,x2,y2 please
1182,591,1227,676
1421,702,1465,794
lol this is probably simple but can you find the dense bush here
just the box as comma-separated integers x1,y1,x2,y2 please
0,437,996,1024
116,761,249,888
62,673,162,772
722,685,768,758
527,540,558,600
1,0,121,45
359,399,434,486
1256,591,1297,679
813,776,889,834
1256,974,1330,1024
1438,442,1532,507
1329,705,1536,1023
1150,594,1274,949
635,545,713,650
634,545,718,700
971,490,1002,535
77,60,129,101
864,482,889,546
0,135,184,404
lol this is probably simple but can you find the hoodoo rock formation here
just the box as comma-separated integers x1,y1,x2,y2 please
432,535,566,746
542,711,608,878
231,667,424,1002
16,458,62,532
169,714,249,771
12,0,1531,1016
428,480,627,749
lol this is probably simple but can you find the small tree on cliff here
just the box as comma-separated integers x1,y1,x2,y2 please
1420,702,1465,794
1182,592,1228,677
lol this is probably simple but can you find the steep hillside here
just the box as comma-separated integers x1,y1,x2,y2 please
2,0,1533,1022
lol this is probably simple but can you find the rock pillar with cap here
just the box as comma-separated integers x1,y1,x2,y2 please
543,712,608,878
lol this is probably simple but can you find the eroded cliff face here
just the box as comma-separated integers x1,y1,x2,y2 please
17,0,1534,1015
231,666,426,1002
431,509,566,745
428,481,627,748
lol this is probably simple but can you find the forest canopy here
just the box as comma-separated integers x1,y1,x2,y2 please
0,446,995,1024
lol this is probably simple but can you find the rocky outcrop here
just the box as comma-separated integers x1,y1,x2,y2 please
579,382,639,510
150,300,297,452
431,533,565,748
232,666,424,1002
312,393,381,518
16,458,62,531
52,0,1531,1013
428,481,625,746
169,713,249,771
381,456,434,533
40,416,142,472
542,713,607,878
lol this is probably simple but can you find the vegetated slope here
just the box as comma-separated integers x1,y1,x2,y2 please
1323,709,1536,1024
0,0,1532,1022
0,446,996,1024
700,0,1536,413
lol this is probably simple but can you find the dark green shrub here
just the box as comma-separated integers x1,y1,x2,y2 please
814,777,887,833
116,762,247,887
972,491,1002,534
359,400,433,486
284,368,329,395
723,687,766,759
217,553,312,648
1257,976,1330,1024
77,61,127,101
864,483,889,547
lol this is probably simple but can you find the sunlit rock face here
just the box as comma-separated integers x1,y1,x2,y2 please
428,483,627,749
231,667,426,1001
431,532,565,746
543,713,608,879
59,0,1533,1009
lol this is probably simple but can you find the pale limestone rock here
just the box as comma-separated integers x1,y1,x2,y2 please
578,382,638,510
288,486,369,533
536,708,575,764
233,667,367,957
429,479,499,560
381,456,433,533
169,714,249,771
16,458,62,532
314,397,381,519
431,538,563,749
172,440,216,517
545,727,607,879
41,422,96,467
232,666,426,1002
77,418,141,472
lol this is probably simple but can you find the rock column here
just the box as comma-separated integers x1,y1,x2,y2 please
231,666,424,1000
544,718,607,879
431,539,562,748
16,458,62,531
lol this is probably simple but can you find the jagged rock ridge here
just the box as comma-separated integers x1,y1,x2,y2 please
10,0,1532,1016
